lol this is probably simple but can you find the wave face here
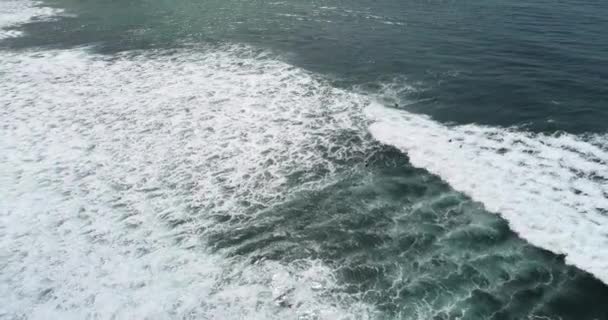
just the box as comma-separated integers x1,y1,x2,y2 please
367,103,608,283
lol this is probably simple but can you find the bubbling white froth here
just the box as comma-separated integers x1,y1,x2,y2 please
366,103,608,283
0,45,377,319
0,0,63,39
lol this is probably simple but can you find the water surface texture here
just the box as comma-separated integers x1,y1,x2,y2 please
1,0,607,319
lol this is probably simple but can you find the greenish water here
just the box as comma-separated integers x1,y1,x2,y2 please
1,0,607,319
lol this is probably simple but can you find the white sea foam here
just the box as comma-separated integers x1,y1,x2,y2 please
0,0,63,39
366,103,608,282
0,1,379,317
3,0,608,317
0,20,376,320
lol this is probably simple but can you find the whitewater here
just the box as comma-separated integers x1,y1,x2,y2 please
0,1,379,318
1,0,607,319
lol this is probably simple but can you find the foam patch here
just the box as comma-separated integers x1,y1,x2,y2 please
0,43,375,319
0,0,63,39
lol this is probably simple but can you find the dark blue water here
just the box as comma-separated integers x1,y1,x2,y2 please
6,0,608,132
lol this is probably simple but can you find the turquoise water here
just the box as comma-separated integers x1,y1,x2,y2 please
1,0,607,319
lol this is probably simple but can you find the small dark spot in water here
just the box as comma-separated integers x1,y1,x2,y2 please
275,288,295,308
497,147,509,154
554,253,567,263
38,288,53,301
135,247,150,257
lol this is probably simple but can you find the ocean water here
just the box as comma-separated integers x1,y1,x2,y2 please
1,0,607,319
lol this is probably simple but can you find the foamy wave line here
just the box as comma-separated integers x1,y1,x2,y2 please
0,0,64,39
366,103,608,283
0,44,377,319
0,0,384,317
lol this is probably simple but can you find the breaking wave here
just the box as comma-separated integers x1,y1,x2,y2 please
366,103,608,283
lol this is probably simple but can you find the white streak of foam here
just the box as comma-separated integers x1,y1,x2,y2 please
366,103,608,283
0,0,63,39
0,43,375,319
